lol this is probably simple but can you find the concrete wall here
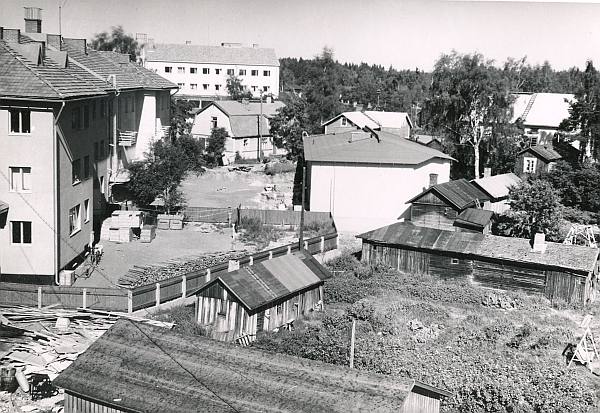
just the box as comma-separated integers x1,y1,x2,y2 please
307,159,451,233
145,61,279,99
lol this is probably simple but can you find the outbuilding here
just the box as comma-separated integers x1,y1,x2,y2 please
54,319,452,413
471,172,521,214
515,145,562,175
357,222,599,304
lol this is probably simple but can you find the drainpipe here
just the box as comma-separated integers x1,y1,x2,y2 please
53,101,66,285
108,75,119,198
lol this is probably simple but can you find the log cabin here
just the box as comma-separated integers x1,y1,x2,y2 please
357,222,600,304
54,319,452,413
191,250,331,343
515,145,562,176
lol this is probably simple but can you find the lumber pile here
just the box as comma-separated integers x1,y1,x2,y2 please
117,250,249,288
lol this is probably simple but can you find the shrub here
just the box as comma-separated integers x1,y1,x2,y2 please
264,160,296,176
151,304,208,336
238,216,282,249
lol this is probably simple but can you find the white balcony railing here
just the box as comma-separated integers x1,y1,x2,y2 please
118,130,138,146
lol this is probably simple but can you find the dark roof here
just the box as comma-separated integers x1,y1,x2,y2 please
519,146,562,162
357,222,599,274
454,208,494,230
408,179,490,210
413,135,441,146
194,251,331,312
303,130,454,166
54,319,448,413
471,173,521,200
145,44,280,66
0,200,7,214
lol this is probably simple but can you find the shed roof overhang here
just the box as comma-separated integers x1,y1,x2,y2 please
0,200,8,229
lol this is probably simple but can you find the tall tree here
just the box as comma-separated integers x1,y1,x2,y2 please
90,26,139,62
269,96,311,160
205,127,228,166
170,98,195,139
226,75,252,101
425,52,513,178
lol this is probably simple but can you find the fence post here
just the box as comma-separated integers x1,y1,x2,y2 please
82,288,87,309
269,251,273,260
287,246,291,254
249,256,254,265
181,275,187,298
304,240,309,250
128,290,133,313
155,283,161,307
206,268,211,282
336,234,339,249
37,287,42,309
320,236,325,253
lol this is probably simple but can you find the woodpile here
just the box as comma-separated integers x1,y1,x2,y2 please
117,250,249,288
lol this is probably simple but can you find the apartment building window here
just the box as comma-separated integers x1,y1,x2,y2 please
164,66,172,73
9,109,31,134
251,70,258,76
263,70,270,76
215,84,221,91
11,221,32,244
263,86,270,92
211,117,218,129
203,84,209,90
84,155,90,179
91,101,97,120
239,69,246,76
429,173,438,187
69,205,81,235
215,68,221,75
226,69,234,76
251,86,257,92
9,167,31,192
190,84,198,90
190,67,197,74
83,105,90,129
177,83,185,88
524,157,537,173
72,107,81,129
84,199,90,223
202,68,210,74
178,67,185,74
72,159,81,184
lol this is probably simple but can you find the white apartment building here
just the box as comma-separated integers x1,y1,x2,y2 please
143,43,280,103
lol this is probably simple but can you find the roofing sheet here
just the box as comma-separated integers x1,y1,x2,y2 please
54,319,425,413
357,222,599,273
409,179,490,210
145,43,280,66
210,100,285,117
364,111,412,128
229,115,270,138
471,173,521,200
303,130,454,165
524,93,574,128
520,145,562,162
454,208,494,229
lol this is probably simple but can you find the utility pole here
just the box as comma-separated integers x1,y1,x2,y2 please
258,90,263,162
298,164,306,250
349,319,356,368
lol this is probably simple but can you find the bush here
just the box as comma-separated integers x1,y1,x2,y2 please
264,160,296,176
238,216,282,249
151,304,208,336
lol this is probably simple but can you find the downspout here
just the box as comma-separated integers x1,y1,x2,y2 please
53,101,66,285
108,75,119,200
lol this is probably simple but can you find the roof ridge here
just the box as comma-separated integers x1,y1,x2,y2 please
1,41,65,98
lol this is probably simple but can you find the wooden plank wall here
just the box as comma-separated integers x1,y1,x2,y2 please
544,270,587,303
430,254,472,279
472,261,547,294
411,204,457,231
64,392,124,413
401,391,441,413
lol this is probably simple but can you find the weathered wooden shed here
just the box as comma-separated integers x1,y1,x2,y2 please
191,250,331,343
54,319,452,413
515,145,562,176
357,222,600,304
453,208,494,234
407,179,490,231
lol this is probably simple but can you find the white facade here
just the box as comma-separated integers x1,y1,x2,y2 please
145,61,279,100
308,159,451,234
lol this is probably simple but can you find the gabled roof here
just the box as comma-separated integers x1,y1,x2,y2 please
323,110,412,129
408,179,490,210
194,251,331,312
303,130,453,166
357,222,599,274
145,43,280,66
519,145,562,162
414,134,442,146
454,208,494,231
229,115,270,138
207,100,285,117
511,92,575,128
471,173,521,200
54,319,450,413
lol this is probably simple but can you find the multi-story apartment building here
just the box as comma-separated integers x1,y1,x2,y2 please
143,42,279,104
0,8,176,284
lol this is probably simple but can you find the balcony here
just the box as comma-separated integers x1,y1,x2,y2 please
118,130,138,146
155,126,170,139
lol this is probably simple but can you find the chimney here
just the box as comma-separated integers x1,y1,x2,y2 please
24,7,42,34
3,28,21,43
532,233,547,253
483,167,492,178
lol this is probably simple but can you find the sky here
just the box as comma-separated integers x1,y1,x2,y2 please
3,0,600,71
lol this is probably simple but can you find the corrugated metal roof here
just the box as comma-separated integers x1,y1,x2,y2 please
303,130,454,165
357,222,599,273
471,173,521,200
145,44,280,66
408,179,490,210
454,208,494,230
54,319,430,413
205,251,331,312
520,145,562,162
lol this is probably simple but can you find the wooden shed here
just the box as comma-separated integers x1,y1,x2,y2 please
407,179,490,231
515,145,562,176
191,250,331,343
453,208,494,234
54,319,452,413
471,172,521,214
357,222,600,304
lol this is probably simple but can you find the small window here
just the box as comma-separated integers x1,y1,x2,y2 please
9,109,31,134
190,83,198,90
84,199,90,223
72,159,81,184
340,117,347,126
177,83,185,88
263,70,270,76
239,69,246,76
69,205,81,235
83,155,90,179
524,157,537,174
226,69,234,76
190,67,197,74
202,68,210,74
177,66,185,74
215,68,221,75
450,258,459,265
11,221,32,244
9,167,31,192
251,69,258,76
251,86,257,92
429,173,438,187
165,66,172,73
215,84,221,91
203,84,209,90
263,86,270,92
211,117,218,129
83,105,90,128
217,300,227,316
243,139,248,147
